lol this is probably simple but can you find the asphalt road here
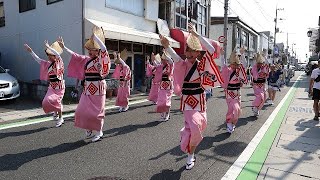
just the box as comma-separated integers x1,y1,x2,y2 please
0,72,302,180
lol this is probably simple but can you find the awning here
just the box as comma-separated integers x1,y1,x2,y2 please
170,28,221,59
85,18,180,48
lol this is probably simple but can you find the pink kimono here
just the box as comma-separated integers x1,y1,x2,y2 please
68,51,110,131
112,64,131,107
221,65,247,125
156,62,174,113
251,64,269,110
40,59,65,114
168,39,223,153
146,63,162,103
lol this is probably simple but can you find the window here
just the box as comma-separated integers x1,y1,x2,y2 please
47,0,63,5
119,41,132,52
236,28,241,45
242,31,248,47
133,43,143,53
175,0,187,30
159,0,171,26
197,2,207,36
19,0,36,13
106,40,119,52
0,2,4,27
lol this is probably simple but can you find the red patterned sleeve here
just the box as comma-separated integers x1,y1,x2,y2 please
99,50,110,78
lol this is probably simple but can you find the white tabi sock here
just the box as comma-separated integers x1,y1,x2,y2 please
187,153,195,163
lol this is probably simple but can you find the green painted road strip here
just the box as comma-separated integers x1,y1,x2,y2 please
0,98,149,131
237,80,299,179
222,75,301,180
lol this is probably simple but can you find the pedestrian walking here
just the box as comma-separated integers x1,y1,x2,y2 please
251,53,269,116
309,60,320,121
112,50,131,112
24,41,65,127
266,64,283,105
58,26,110,142
220,48,248,133
146,53,161,105
160,23,223,170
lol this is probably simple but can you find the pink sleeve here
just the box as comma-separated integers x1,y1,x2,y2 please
153,66,163,83
239,64,248,84
173,61,187,96
221,66,230,89
39,61,50,81
67,52,88,79
251,64,258,80
124,65,131,80
112,65,121,79
146,63,155,77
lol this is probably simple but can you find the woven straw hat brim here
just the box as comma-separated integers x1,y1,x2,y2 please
229,51,241,65
186,34,202,51
45,41,63,55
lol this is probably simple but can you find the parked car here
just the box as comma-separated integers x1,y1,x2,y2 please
0,65,20,100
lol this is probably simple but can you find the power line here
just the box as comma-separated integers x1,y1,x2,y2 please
252,0,274,22
232,0,266,30
214,0,238,16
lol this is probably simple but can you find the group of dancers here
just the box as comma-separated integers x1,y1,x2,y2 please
23,23,286,170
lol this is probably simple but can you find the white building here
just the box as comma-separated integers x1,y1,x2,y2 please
258,33,268,53
210,16,259,67
0,0,179,90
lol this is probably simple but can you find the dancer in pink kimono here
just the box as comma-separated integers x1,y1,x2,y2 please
146,53,161,104
160,23,223,170
155,52,174,121
58,26,110,142
220,48,248,133
24,41,65,127
112,51,131,112
251,53,269,116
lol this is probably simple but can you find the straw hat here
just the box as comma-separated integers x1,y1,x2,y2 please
115,49,128,64
45,41,63,55
154,54,162,63
161,50,171,60
186,34,202,51
255,53,265,64
229,51,241,65
84,26,105,50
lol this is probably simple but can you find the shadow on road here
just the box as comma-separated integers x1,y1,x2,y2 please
234,116,258,128
0,127,51,140
104,121,162,138
0,140,87,171
106,104,153,116
150,166,185,180
213,141,247,157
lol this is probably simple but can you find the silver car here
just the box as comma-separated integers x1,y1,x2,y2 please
0,65,20,100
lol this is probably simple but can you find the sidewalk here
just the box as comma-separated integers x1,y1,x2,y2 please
222,73,320,180
0,93,148,124
257,74,320,179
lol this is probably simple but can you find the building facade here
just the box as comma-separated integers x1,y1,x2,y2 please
158,0,217,58
210,16,260,66
0,0,180,91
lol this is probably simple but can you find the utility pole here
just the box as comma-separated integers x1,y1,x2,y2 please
223,0,229,59
273,7,284,64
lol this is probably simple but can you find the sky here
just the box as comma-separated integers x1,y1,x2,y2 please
211,0,320,62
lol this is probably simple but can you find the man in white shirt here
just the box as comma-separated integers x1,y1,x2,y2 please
309,60,320,120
